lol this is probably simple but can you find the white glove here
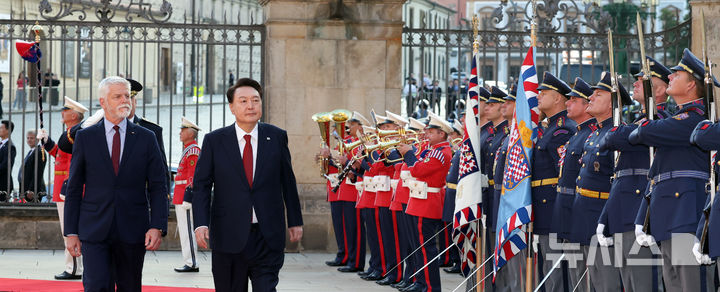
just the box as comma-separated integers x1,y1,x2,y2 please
480,174,489,188
596,224,613,247
532,234,540,254
36,129,49,142
634,224,656,247
181,201,192,209
692,242,713,265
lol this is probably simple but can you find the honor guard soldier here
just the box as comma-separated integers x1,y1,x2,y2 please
551,77,596,290
38,96,87,280
336,111,370,273
438,117,464,272
397,112,453,292
691,120,720,278
630,48,719,291
484,86,509,251
173,117,201,273
126,79,170,192
389,117,427,290
491,85,526,291
571,72,632,291
596,56,673,291
632,56,674,119
532,72,577,291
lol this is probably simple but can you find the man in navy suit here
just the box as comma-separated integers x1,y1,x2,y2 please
191,78,303,292
64,76,168,291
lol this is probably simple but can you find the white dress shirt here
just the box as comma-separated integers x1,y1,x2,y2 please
235,122,259,223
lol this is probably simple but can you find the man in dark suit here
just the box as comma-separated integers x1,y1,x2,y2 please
0,120,16,200
192,78,303,292
64,76,168,291
126,78,171,192
19,129,47,202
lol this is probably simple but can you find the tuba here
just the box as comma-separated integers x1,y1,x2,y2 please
312,112,333,176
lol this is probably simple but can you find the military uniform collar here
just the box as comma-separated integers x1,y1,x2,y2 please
597,117,613,129
481,121,493,130
576,118,596,131
494,120,508,131
677,98,704,110
432,141,450,149
183,140,198,148
547,110,568,123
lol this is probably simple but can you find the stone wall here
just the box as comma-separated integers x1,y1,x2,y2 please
690,1,720,67
262,0,405,252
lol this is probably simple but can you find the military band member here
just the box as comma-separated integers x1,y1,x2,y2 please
532,72,576,291
356,123,385,281
571,72,631,291
596,56,673,291
374,111,406,286
172,117,202,273
397,112,453,292
491,85,526,291
630,48,718,291
336,111,370,273
38,96,87,280
552,78,596,291
389,117,426,290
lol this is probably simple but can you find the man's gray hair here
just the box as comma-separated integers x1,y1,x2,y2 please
98,76,130,99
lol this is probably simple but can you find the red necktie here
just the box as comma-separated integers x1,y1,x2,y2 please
243,134,253,187
112,125,120,175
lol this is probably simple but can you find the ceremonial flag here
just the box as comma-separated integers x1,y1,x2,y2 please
493,46,539,272
452,53,485,277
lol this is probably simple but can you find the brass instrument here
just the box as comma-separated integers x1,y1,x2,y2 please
451,137,463,147
312,112,333,176
331,109,353,139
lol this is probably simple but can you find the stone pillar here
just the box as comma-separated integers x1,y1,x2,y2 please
690,1,720,66
261,0,405,251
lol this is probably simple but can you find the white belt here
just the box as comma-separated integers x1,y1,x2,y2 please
355,181,364,192
326,173,340,187
373,175,391,192
406,180,442,200
400,170,415,185
390,179,399,190
175,180,188,185
344,177,356,186
364,176,377,192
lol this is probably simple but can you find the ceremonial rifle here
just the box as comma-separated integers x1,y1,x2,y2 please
699,10,717,254
637,13,654,234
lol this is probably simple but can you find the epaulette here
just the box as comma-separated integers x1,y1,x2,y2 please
141,117,160,127
425,149,447,164
187,147,201,156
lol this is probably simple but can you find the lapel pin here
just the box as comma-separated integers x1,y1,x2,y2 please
266,137,270,141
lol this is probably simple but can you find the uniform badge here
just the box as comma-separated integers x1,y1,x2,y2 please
593,161,600,172
190,160,195,166
673,113,689,120
557,118,564,127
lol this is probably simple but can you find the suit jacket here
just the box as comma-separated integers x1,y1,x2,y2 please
19,146,47,194
64,119,168,243
0,140,16,193
192,122,303,253
133,116,171,191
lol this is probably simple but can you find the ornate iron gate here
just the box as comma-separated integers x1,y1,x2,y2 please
401,0,690,119
0,0,265,203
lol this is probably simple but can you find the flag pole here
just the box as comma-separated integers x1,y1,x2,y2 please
526,1,537,292
470,14,484,292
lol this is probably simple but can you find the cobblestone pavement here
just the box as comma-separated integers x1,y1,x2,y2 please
0,249,471,291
